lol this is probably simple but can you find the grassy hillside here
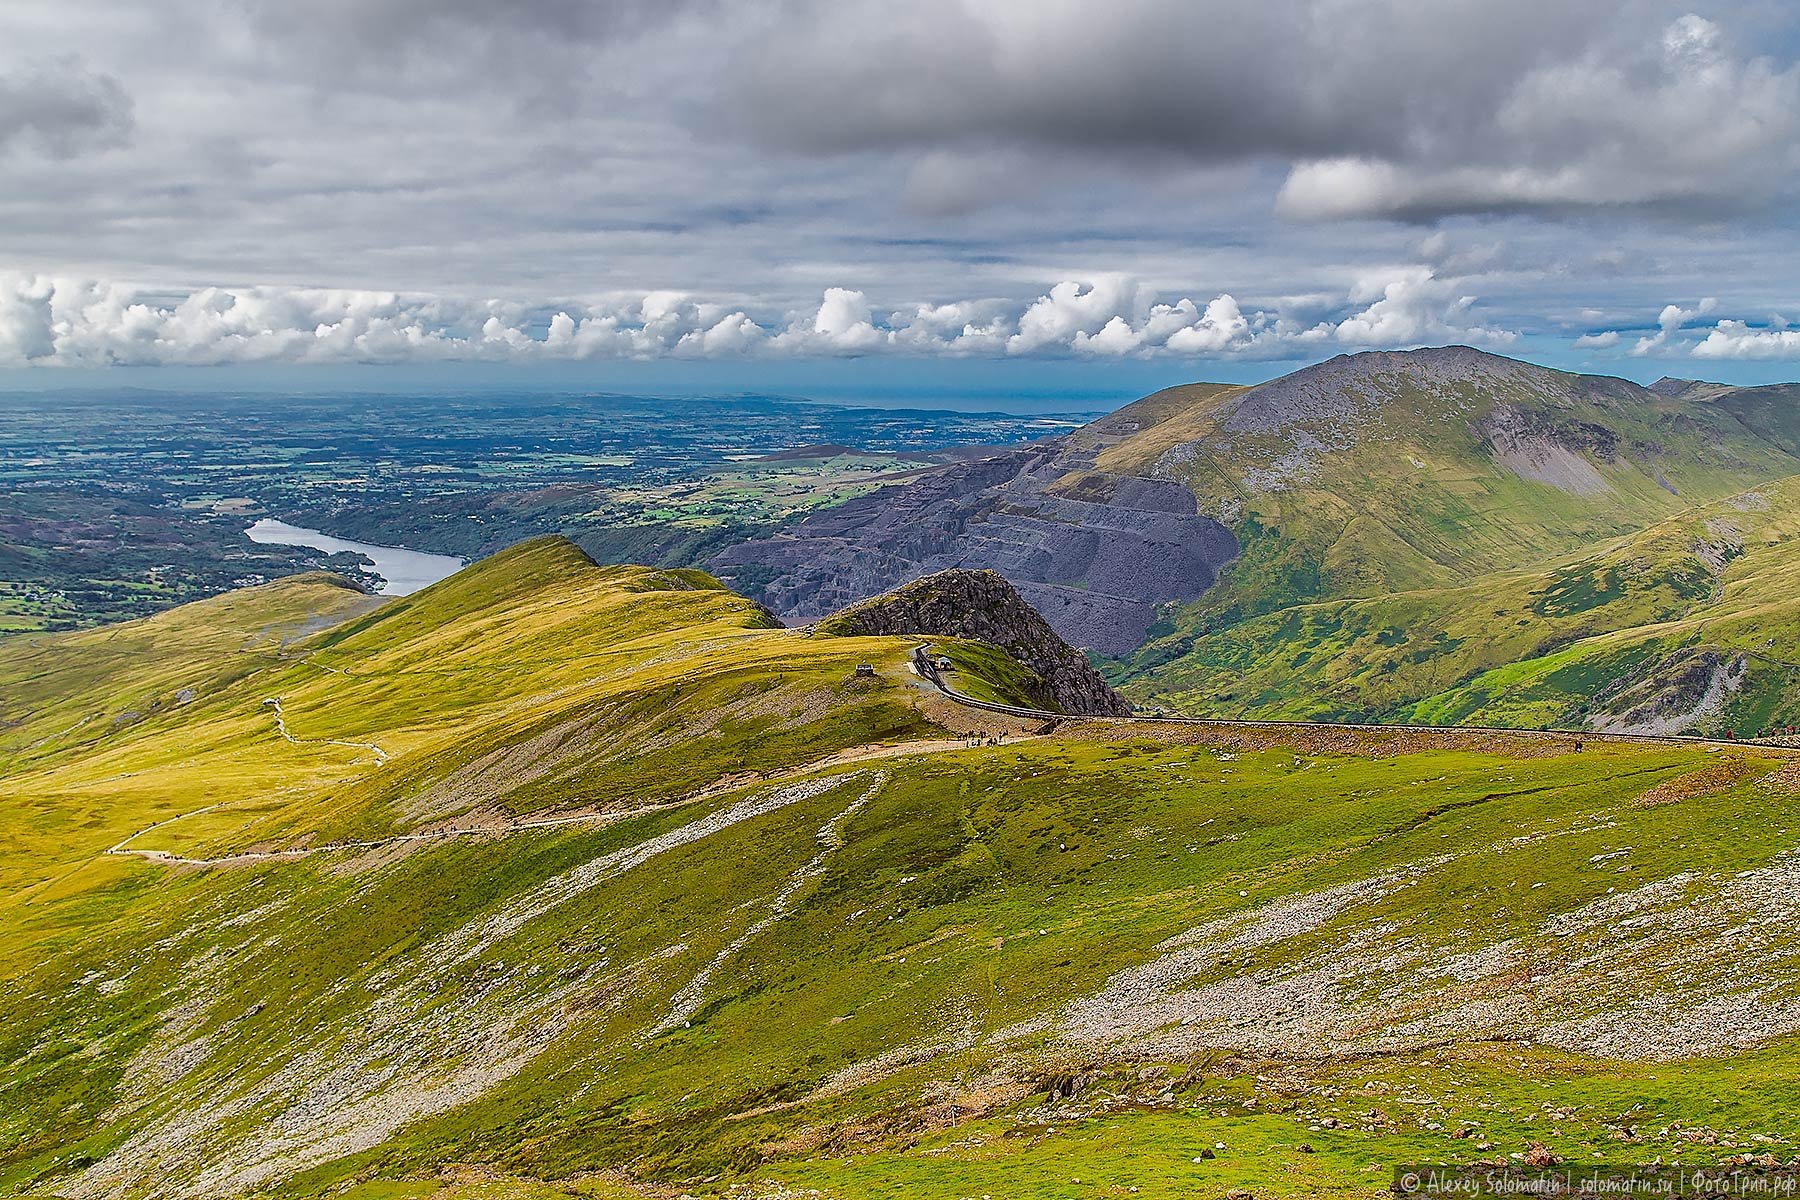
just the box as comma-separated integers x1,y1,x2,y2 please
1656,377,1800,457
1115,476,1800,736
0,537,997,901
1090,348,1800,620
4,542,1800,1198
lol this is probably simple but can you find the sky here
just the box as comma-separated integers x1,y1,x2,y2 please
4,0,1800,403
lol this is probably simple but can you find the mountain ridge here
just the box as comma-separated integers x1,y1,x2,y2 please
1116,471,1800,735
713,346,1800,664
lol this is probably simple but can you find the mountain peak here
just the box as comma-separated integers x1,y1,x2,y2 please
1215,343,1633,438
1647,376,1742,403
1330,343,1519,369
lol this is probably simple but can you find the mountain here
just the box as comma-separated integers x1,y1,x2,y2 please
1112,346,1797,606
1104,359,1800,728
6,543,1800,1198
1119,473,1800,734
713,348,1800,661
1652,376,1800,456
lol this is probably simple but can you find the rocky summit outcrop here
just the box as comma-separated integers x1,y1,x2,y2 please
708,443,1239,656
817,568,1131,716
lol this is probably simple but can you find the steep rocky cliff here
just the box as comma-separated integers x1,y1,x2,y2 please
708,443,1239,655
817,568,1131,716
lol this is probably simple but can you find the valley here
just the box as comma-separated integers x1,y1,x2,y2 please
8,348,1800,1198
17,7,1800,1198
15,348,1800,741
0,390,1076,634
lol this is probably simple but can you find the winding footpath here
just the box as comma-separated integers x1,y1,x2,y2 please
106,799,702,868
907,646,1800,753
103,717,978,869
264,696,389,764
102,652,1798,872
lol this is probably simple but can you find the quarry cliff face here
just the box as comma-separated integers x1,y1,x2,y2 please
708,443,1239,656
818,568,1132,717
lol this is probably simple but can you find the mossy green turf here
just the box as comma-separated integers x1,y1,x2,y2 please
1087,359,1800,731
1095,366,1800,618
927,639,1055,708
1115,476,1800,734
5,732,1795,1197
3,538,1799,1198
0,538,962,897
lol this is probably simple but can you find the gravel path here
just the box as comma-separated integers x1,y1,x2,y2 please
103,731,962,868
652,771,888,1034
264,695,389,764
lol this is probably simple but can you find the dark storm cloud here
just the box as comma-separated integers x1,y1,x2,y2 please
0,58,132,157
726,0,1572,159
721,0,1800,221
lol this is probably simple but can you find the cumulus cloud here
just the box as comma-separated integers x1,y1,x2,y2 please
0,276,57,360
1332,268,1517,348
808,288,887,352
0,276,683,367
1633,298,1718,356
535,293,759,361
1693,317,1800,360
1570,299,1800,359
888,300,1013,356
3,278,494,366
0,58,132,157
1009,278,1144,356
1068,295,1255,357
0,269,1519,367
680,311,764,357
1166,298,1253,353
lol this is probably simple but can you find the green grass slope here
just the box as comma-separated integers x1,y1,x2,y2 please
4,542,1800,1199
1096,348,1800,621
0,536,982,901
1117,476,1800,737
1656,377,1800,457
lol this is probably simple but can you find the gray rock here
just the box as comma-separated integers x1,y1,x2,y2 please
709,444,1238,655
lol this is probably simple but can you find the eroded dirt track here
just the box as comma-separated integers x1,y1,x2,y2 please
909,646,1799,756
105,652,1796,871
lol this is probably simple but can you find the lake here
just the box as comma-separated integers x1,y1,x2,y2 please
245,519,465,596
